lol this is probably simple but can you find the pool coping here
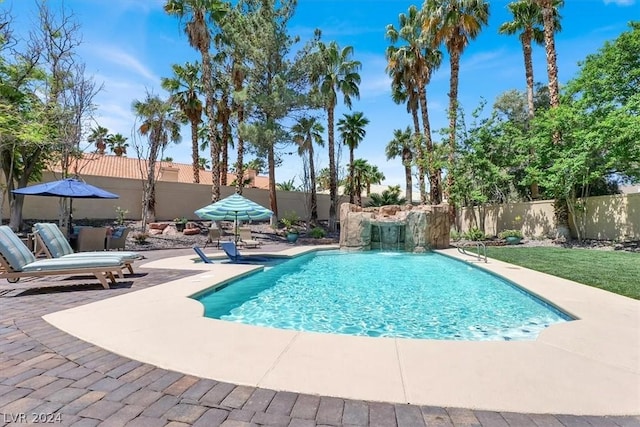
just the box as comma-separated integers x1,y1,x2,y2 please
43,246,640,416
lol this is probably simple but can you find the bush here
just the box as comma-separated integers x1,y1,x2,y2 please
132,231,149,244
464,227,486,241
499,229,523,239
310,227,326,239
450,229,462,242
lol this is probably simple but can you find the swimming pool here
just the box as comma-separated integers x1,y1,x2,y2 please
195,250,572,340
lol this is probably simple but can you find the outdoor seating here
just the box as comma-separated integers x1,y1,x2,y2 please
106,226,130,250
0,226,125,289
33,223,139,275
220,241,271,264
193,246,214,264
237,227,260,248
75,227,108,252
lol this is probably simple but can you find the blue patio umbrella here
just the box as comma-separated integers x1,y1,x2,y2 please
12,178,119,235
195,193,273,243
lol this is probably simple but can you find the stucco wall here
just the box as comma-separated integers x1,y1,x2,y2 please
1,172,345,223
457,193,640,241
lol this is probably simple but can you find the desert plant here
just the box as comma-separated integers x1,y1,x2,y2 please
464,227,486,241
310,227,326,239
499,229,523,239
281,211,300,233
132,231,149,244
115,206,128,226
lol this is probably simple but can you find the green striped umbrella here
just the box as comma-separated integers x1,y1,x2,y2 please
194,193,273,242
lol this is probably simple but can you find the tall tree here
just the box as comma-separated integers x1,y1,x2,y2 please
423,0,489,201
311,41,361,231
385,127,414,203
292,116,324,223
386,5,442,204
337,111,369,204
533,0,563,110
88,126,109,154
499,0,561,199
164,0,227,202
161,61,203,183
132,94,181,225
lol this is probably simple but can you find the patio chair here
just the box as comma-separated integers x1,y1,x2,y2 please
0,226,125,289
106,227,130,250
237,227,260,249
76,227,108,252
33,223,139,275
220,241,271,264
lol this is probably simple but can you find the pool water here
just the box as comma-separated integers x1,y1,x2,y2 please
195,250,572,341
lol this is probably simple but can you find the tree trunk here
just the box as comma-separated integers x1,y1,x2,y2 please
348,147,355,204
410,106,426,204
268,143,278,226
417,85,430,205
309,142,318,223
191,120,200,184
402,151,412,204
446,50,460,201
328,106,337,232
522,29,540,199
220,92,230,186
202,48,220,203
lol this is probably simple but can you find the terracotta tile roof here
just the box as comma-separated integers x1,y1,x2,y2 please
51,154,269,190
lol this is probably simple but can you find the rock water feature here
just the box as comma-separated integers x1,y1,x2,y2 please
339,203,450,251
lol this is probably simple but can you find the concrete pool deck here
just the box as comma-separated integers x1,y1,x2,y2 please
43,245,640,416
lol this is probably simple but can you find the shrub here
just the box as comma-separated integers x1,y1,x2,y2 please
450,229,462,242
132,231,149,244
310,227,326,239
115,206,128,226
499,229,523,239
464,227,486,241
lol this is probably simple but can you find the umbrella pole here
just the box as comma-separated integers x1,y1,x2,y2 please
68,198,73,237
234,212,239,244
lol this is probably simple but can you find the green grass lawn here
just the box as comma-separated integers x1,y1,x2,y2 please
475,247,640,300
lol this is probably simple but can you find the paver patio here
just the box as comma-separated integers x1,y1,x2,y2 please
1,247,639,426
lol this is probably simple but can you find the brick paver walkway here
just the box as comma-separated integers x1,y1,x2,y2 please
1,248,638,426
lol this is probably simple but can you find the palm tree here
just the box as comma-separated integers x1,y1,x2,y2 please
386,127,414,203
423,0,489,200
337,112,369,204
164,0,227,201
366,185,407,207
161,61,203,183
292,116,325,223
132,94,181,225
533,0,563,110
88,125,109,154
386,5,442,204
107,133,129,156
311,41,361,232
351,160,386,207
499,0,561,199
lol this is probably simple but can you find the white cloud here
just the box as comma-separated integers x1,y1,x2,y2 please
603,0,635,5
92,45,159,82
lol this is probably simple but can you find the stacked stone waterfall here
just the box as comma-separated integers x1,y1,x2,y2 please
339,203,450,251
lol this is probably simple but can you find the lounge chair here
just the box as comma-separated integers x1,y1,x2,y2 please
193,246,214,264
33,223,139,274
0,226,125,289
237,227,260,248
220,241,271,264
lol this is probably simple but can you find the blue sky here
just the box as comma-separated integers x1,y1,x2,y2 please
6,0,638,189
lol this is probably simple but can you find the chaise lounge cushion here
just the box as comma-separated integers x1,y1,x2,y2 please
34,223,139,261
21,257,124,272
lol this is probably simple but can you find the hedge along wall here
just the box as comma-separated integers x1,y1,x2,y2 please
1,171,350,224
457,193,640,241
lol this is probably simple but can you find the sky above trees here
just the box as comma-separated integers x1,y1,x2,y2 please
5,0,637,187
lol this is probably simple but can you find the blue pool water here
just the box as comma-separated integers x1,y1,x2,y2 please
195,250,572,341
